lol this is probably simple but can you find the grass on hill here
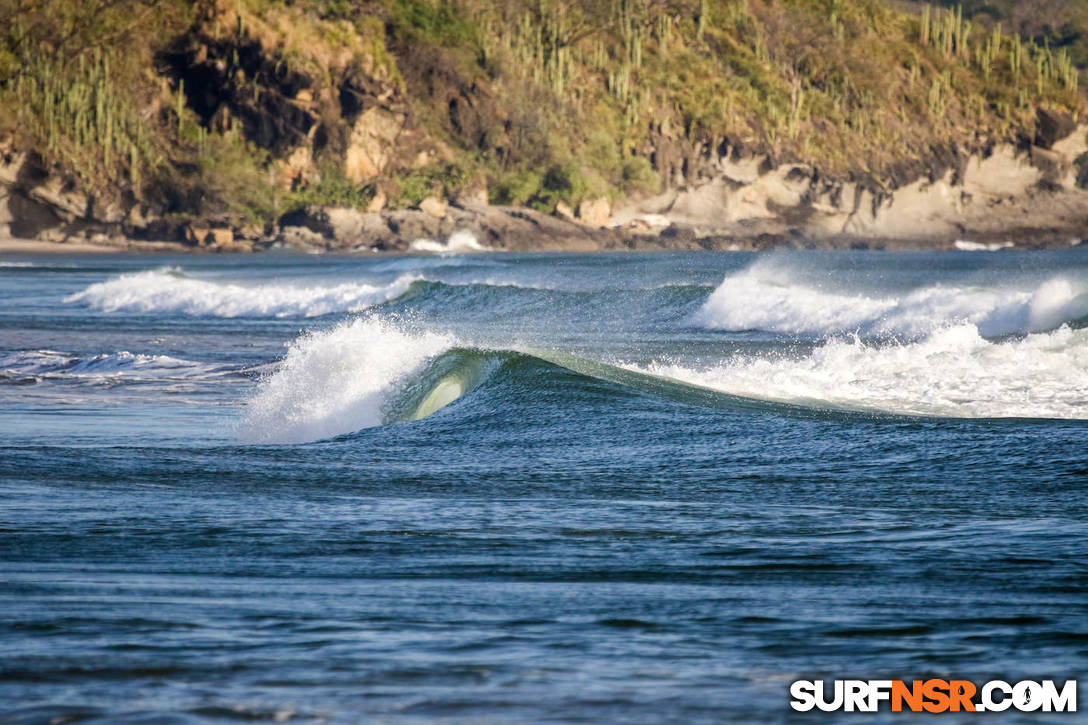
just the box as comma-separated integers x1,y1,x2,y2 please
0,0,1084,229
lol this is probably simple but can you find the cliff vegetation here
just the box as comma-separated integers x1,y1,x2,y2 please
1,0,1085,238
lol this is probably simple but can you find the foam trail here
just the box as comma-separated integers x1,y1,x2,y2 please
694,263,1088,337
0,350,232,383
629,324,1088,419
238,317,455,444
410,230,491,254
65,267,417,317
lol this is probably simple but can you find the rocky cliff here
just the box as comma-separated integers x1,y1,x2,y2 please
2,0,1088,252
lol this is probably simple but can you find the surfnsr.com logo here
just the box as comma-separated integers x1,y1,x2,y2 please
790,679,1077,713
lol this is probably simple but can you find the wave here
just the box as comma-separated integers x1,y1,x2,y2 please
64,267,419,317
0,349,238,384
0,261,37,268
238,317,461,444
627,324,1088,419
693,263,1088,337
238,315,788,444
241,322,1088,447
239,300,1088,444
954,240,1014,252
409,230,491,255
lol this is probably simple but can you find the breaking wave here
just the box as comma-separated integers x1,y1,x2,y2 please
628,324,1088,419
239,316,1088,446
65,267,419,317
693,263,1088,338
410,230,491,255
238,317,462,444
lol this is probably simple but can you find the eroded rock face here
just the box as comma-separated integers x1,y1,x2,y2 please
613,124,1088,243
278,225,325,250
1,187,62,239
277,206,391,249
344,108,405,183
0,152,74,239
322,207,389,246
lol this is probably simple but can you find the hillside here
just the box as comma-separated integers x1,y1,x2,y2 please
1,0,1087,249
898,0,1088,74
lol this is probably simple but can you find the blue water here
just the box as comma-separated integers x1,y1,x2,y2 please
1,250,1087,723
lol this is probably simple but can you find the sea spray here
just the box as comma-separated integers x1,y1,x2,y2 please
693,262,1088,337
410,230,491,255
65,267,419,317
238,316,455,444
627,324,1088,419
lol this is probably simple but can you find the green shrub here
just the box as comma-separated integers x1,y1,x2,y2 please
195,132,277,226
491,170,543,206
285,165,375,212
390,163,470,208
389,0,476,48
621,157,660,194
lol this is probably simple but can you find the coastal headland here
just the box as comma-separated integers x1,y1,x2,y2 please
3,0,1088,253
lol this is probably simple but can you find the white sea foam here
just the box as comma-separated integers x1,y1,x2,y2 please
0,261,37,268
628,324,1088,419
0,349,230,382
693,263,1088,337
65,267,417,317
410,230,491,254
954,240,1014,252
238,317,456,444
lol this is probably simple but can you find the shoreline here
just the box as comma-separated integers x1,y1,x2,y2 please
2,232,1085,256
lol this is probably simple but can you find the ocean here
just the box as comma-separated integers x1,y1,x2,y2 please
1,249,1086,723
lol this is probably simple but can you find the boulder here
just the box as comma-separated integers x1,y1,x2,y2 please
323,207,389,246
27,178,88,222
386,209,442,242
577,196,611,228
453,182,489,209
91,197,126,225
278,225,326,250
279,144,314,190
419,196,448,219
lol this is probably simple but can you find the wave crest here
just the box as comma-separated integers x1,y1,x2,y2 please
693,264,1088,337
65,268,418,317
629,324,1088,419
238,317,457,444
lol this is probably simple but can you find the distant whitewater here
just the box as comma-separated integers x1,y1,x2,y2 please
692,259,1088,338
409,230,490,255
628,324,1088,419
65,267,418,317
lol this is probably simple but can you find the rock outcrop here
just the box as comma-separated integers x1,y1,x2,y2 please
613,120,1088,246
274,203,625,252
